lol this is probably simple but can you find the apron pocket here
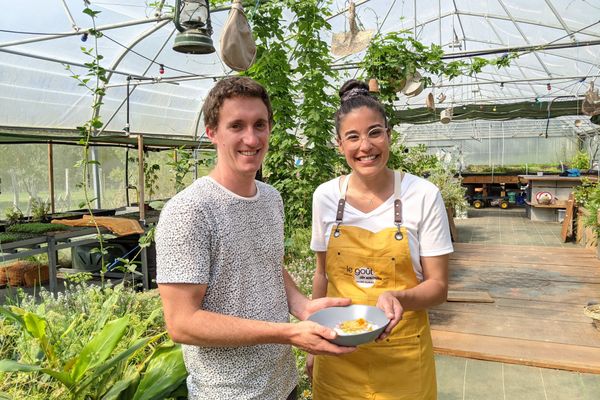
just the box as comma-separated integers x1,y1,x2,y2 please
367,332,423,395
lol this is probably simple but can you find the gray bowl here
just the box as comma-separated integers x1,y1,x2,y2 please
307,304,390,347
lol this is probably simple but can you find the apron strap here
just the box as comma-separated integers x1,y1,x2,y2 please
334,172,404,240
394,171,404,240
333,175,351,237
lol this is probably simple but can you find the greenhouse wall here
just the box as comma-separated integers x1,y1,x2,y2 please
0,144,214,217
407,135,580,167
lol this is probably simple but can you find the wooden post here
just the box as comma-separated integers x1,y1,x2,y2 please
48,142,55,214
137,134,145,222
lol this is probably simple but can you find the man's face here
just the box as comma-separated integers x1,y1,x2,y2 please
207,96,270,179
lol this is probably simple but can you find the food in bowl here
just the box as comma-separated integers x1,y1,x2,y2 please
335,318,375,335
307,305,390,346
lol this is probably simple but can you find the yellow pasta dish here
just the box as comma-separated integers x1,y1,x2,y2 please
335,318,375,335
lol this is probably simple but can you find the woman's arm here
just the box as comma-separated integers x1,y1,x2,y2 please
312,251,328,299
376,254,448,339
386,254,449,310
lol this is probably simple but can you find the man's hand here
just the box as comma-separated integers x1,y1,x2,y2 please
375,291,403,340
300,296,352,321
289,321,356,355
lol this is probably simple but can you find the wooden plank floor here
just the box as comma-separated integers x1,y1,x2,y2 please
430,242,600,373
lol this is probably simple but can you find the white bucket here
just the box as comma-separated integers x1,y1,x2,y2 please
558,209,566,223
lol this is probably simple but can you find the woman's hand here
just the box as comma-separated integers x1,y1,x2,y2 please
375,291,403,340
305,353,315,381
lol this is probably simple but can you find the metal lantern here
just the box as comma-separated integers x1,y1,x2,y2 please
173,0,215,54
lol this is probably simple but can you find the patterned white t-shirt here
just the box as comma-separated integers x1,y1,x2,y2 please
156,176,297,400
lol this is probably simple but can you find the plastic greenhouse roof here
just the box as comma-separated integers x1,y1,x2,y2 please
1,0,599,144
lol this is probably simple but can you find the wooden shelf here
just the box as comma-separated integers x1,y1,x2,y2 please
525,200,567,209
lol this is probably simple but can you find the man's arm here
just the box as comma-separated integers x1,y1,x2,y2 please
159,282,355,355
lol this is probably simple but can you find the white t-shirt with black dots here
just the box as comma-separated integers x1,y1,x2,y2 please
156,176,297,400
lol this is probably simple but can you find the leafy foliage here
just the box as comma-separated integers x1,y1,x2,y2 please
573,178,600,237
361,30,517,128
570,150,590,170
3,206,24,226
6,223,69,235
29,198,51,223
245,1,302,231
64,4,109,278
0,282,185,400
166,147,198,193
0,232,32,244
287,0,340,229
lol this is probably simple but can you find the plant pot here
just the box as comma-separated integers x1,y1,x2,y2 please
440,108,453,124
402,71,424,97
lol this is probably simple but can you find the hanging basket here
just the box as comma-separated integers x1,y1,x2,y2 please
584,304,600,331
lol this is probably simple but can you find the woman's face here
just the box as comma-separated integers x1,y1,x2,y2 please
337,106,390,178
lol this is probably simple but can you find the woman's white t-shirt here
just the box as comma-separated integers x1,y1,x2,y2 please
310,172,454,281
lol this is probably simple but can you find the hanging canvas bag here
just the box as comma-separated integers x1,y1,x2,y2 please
220,0,257,71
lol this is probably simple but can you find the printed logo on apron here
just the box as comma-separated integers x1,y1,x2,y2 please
347,265,382,288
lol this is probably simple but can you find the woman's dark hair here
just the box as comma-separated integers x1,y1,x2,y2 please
334,79,387,138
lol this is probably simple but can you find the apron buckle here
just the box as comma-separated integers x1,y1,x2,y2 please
395,224,403,240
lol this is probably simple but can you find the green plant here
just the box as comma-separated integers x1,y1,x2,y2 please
390,144,441,176
0,282,185,399
166,147,197,193
571,150,590,170
30,198,50,222
3,206,24,226
6,223,69,235
128,153,161,201
0,232,32,244
427,167,468,214
64,4,109,281
573,178,600,237
361,31,517,127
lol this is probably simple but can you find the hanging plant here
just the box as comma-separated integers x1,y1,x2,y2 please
361,30,517,126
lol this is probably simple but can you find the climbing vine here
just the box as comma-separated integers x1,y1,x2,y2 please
244,1,303,232
285,0,340,229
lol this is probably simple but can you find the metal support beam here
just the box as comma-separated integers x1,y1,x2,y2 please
544,0,576,42
0,16,171,48
497,0,552,77
48,142,55,214
94,19,172,135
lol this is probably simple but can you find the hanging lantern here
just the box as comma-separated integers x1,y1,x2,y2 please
173,0,215,54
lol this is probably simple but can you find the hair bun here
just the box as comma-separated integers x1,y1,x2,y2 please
339,79,370,103
340,87,370,103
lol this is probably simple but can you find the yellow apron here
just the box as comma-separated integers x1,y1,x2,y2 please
312,171,436,400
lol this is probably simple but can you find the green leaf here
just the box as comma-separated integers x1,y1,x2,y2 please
132,345,187,400
83,8,101,17
100,372,140,400
0,360,73,387
0,359,41,373
70,315,130,382
76,336,154,394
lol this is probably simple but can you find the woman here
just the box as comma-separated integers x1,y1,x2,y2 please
308,79,453,399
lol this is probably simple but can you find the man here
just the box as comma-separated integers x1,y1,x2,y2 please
156,76,354,400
